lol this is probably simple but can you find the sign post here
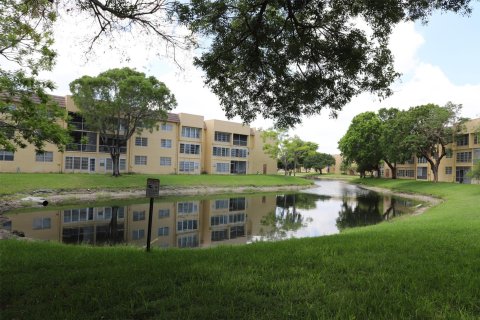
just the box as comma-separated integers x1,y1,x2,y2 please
146,178,160,252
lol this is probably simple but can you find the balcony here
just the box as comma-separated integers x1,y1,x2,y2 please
99,145,127,154
66,143,97,152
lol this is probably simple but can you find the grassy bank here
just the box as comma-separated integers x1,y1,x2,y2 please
1,179,479,319
0,173,312,196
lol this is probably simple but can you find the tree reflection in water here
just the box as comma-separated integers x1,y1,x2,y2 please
259,193,327,240
336,191,383,230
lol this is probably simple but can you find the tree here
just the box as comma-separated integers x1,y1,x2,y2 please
179,0,474,127
400,102,462,182
304,152,336,174
378,108,413,179
467,161,480,180
338,112,383,178
262,129,292,175
70,67,176,176
285,136,318,175
1,0,70,152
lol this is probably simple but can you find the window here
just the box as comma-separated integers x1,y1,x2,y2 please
216,163,230,173
105,158,126,171
178,202,198,214
35,151,54,162
456,134,469,146
33,217,51,230
133,211,145,221
158,209,170,218
181,126,201,139
456,152,472,163
0,150,14,161
132,229,145,240
161,123,173,131
211,229,229,242
215,131,231,142
177,219,198,231
211,215,228,226
177,235,198,248
134,155,147,165
63,208,94,223
417,156,428,164
180,143,200,154
179,161,199,173
135,137,148,147
230,226,245,239
229,198,246,211
231,148,247,158
232,134,248,146
417,167,427,180
229,213,245,223
214,199,229,209
161,139,172,148
158,227,169,236
474,133,479,145
65,156,89,170
445,167,452,175
397,170,405,177
160,157,172,166
213,147,230,157
406,170,415,178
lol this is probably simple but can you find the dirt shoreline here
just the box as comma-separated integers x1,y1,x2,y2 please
0,185,310,214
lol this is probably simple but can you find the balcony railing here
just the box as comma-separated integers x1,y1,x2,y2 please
99,145,127,154
66,143,97,152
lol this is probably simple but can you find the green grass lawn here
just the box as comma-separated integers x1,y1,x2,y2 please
0,173,312,196
1,179,479,319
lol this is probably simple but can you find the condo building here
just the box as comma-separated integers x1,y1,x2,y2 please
0,95,277,175
332,118,479,184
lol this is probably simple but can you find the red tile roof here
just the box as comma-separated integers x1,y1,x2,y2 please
0,92,66,108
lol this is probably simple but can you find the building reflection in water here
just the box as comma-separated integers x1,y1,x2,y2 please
2,190,420,248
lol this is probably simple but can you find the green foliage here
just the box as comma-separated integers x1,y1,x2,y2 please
70,67,176,176
338,111,383,177
0,0,70,152
304,152,335,173
178,0,473,127
467,161,480,179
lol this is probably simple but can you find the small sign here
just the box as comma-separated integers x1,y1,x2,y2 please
146,178,160,198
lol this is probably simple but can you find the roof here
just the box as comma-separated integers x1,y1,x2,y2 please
167,113,180,123
0,92,66,108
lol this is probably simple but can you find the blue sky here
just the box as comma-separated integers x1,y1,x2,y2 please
415,2,480,86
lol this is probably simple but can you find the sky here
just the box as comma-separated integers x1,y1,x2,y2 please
43,3,480,155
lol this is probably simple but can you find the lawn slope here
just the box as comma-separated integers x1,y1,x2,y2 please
1,179,479,319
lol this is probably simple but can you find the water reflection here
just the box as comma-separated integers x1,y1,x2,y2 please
1,181,422,248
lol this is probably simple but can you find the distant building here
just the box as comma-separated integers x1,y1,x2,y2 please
335,118,480,184
0,95,277,175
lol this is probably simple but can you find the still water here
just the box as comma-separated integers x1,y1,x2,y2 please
1,180,420,248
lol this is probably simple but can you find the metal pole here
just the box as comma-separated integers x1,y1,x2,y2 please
146,197,154,252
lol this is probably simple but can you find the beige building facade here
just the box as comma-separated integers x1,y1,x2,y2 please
0,95,277,175
334,118,480,184
3,195,277,248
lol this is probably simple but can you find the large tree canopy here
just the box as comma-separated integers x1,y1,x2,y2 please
0,0,70,152
179,0,474,127
70,67,176,176
338,111,383,177
400,102,462,182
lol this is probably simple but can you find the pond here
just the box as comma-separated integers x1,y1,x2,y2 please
1,180,421,249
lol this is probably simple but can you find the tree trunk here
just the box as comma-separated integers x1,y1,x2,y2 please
384,160,397,179
110,146,121,177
